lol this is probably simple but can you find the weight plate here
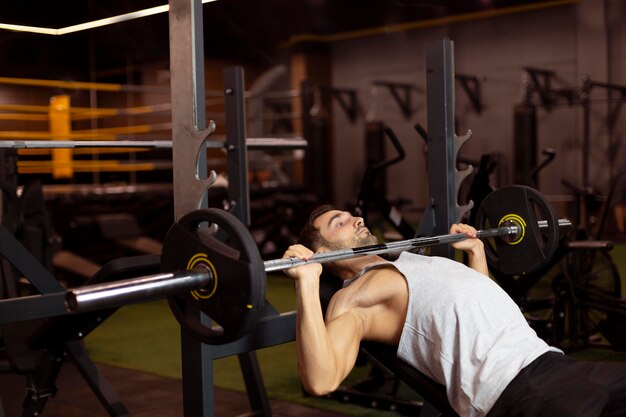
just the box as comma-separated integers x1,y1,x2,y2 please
161,208,266,345
474,185,560,276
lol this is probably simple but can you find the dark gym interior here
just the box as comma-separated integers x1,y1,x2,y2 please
1,1,626,416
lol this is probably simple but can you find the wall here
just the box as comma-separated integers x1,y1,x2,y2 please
327,0,625,220
608,0,626,176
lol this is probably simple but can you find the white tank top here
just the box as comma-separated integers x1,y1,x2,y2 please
351,252,555,417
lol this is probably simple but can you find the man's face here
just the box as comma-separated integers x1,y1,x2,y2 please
313,210,378,250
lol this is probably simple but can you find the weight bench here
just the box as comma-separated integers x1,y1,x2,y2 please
14,254,160,417
318,273,460,417
359,342,459,417
66,213,164,257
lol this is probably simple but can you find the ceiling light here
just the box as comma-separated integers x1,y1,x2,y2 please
0,0,217,36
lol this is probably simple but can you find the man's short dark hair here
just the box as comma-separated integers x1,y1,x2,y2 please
298,204,335,250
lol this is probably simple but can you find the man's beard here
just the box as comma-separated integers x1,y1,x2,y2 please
325,229,379,250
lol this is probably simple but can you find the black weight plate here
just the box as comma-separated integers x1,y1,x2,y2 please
161,208,266,345
474,185,559,276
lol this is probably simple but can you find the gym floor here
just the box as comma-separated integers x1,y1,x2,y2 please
0,359,349,417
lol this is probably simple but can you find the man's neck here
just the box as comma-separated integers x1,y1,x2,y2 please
328,255,387,280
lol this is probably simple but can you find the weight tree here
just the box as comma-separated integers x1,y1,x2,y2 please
423,38,474,258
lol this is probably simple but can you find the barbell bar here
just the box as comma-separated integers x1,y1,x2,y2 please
65,218,571,314
0,137,308,150
264,218,570,272
65,270,211,313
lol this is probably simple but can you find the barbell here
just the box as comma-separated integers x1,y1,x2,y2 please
65,185,570,345
0,137,307,150
264,218,570,273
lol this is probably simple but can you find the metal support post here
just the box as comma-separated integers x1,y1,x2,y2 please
169,5,275,417
300,81,330,201
0,225,62,294
425,39,458,259
180,332,215,417
224,67,251,224
168,0,213,220
168,1,215,416
224,66,273,417
581,88,591,189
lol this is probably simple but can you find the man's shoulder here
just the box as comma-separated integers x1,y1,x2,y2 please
352,266,407,304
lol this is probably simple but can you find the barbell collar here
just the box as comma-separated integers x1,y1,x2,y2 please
264,218,571,273
66,270,212,313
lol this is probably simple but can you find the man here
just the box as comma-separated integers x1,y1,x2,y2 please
282,205,626,417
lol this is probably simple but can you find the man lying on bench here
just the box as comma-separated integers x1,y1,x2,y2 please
282,205,626,417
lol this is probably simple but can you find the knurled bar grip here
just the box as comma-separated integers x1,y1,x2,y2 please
65,218,571,313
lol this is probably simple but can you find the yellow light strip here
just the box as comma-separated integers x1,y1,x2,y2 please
283,0,577,46
0,104,52,113
71,148,154,155
17,164,158,173
0,103,171,117
0,123,172,140
0,113,48,121
16,160,172,173
0,0,217,35
0,131,116,140
71,103,172,120
18,147,154,156
0,76,123,92
18,160,142,167
72,122,172,135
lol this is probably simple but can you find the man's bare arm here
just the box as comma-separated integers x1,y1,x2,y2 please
464,240,489,276
450,223,490,276
284,245,363,395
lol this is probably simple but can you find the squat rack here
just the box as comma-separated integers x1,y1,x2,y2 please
168,0,466,414
168,1,467,412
